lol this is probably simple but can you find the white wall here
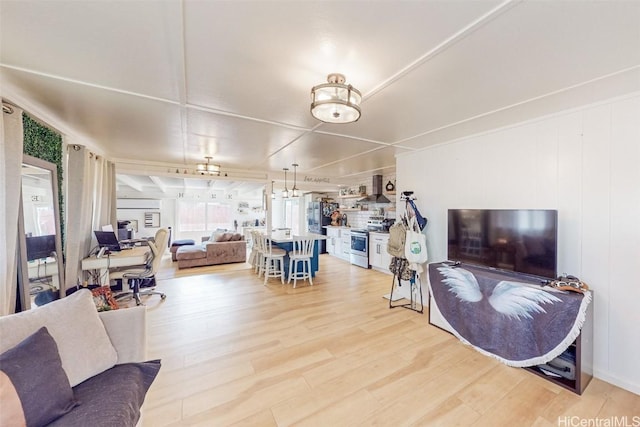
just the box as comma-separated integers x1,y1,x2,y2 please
397,93,640,394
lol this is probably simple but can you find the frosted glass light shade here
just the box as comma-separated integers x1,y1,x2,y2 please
310,74,361,124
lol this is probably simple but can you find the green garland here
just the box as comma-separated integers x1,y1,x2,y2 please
22,113,65,246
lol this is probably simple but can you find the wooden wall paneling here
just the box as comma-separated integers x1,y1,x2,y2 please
580,103,612,378
607,97,640,393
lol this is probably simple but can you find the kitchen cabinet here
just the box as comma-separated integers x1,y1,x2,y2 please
369,232,392,273
325,227,341,257
340,229,351,261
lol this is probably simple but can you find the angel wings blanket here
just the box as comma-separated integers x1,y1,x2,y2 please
428,262,591,367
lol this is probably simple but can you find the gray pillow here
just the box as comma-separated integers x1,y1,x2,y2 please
0,327,77,427
48,360,161,427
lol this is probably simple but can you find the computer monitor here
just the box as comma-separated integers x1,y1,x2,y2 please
94,230,121,252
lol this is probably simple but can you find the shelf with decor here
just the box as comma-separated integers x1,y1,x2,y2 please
338,194,367,199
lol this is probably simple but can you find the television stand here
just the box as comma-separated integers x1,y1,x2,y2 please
428,262,593,394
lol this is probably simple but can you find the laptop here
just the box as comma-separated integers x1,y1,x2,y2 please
94,230,125,252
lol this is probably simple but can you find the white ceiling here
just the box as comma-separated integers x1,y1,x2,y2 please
2,1,639,194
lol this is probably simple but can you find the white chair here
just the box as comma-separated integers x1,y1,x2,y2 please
110,228,168,305
246,230,254,264
260,234,287,285
288,236,314,288
247,230,262,273
253,230,266,276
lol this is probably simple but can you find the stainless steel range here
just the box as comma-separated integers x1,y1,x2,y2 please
350,229,369,268
366,216,385,232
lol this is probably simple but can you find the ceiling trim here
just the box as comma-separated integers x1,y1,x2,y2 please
363,0,518,102
0,63,180,106
393,64,640,146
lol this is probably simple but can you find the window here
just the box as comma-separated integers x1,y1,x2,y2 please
177,200,232,232
283,199,300,235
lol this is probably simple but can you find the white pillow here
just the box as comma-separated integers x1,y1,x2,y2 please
0,289,118,387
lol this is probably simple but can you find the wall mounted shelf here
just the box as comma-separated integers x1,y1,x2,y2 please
338,194,367,199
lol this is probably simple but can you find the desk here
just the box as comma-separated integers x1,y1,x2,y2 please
267,232,326,279
81,246,150,286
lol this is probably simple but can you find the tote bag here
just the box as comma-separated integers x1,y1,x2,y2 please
404,217,428,264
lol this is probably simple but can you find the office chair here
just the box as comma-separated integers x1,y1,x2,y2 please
111,228,168,305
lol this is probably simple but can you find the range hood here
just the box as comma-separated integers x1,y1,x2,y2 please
359,175,391,204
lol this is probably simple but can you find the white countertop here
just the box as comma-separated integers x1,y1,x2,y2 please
267,232,327,243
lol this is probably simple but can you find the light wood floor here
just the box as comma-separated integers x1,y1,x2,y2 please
140,254,639,426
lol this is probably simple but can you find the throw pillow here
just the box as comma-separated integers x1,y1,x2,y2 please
222,232,234,241
214,232,226,242
47,360,161,427
231,233,242,241
0,327,77,427
0,289,118,387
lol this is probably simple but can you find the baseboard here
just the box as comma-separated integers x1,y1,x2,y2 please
593,369,640,396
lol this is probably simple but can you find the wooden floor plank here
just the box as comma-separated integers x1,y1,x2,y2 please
140,254,639,426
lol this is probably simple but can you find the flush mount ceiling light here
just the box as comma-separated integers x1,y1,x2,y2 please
196,156,220,176
291,163,300,197
310,73,361,124
282,168,289,198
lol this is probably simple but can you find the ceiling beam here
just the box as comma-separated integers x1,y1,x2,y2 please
116,175,144,192
149,176,167,194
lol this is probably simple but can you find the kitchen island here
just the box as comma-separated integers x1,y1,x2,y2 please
267,231,327,279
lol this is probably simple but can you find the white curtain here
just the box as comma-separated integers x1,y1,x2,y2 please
64,146,116,289
0,103,24,315
92,155,117,232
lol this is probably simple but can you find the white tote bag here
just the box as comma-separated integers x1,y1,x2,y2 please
404,217,428,264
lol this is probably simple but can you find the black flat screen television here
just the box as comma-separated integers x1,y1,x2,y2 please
447,209,558,279
25,234,57,261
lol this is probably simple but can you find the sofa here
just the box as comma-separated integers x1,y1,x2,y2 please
176,231,246,269
0,289,160,427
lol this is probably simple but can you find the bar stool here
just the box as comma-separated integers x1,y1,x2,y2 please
261,234,287,285
288,236,314,288
253,231,266,276
247,230,259,270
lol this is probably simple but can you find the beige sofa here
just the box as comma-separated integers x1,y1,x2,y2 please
176,235,246,269
0,289,158,426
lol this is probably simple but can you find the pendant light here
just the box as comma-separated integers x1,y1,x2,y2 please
291,163,300,197
270,180,276,199
282,168,289,198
